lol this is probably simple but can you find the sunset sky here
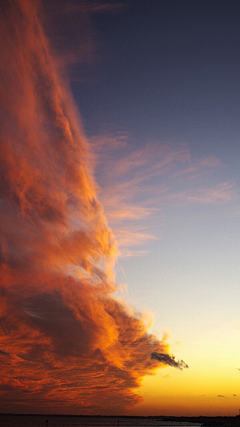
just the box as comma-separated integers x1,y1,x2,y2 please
0,0,240,417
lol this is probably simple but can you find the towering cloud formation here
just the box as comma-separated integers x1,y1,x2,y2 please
0,0,186,414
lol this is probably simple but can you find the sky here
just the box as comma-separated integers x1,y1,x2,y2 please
0,0,240,417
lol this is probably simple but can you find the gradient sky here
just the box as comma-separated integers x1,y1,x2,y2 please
1,0,240,417
70,0,240,415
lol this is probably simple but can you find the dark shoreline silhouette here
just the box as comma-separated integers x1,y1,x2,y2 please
0,413,240,425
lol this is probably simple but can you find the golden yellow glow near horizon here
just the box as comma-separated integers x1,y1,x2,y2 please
129,331,240,416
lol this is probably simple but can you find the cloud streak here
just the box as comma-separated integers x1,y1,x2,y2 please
91,134,237,258
151,352,189,370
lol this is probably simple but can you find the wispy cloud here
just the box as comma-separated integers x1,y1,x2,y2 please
88,3,128,13
53,2,128,14
163,182,238,206
91,134,238,257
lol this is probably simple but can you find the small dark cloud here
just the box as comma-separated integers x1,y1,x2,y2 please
163,374,170,379
217,395,225,397
151,352,189,370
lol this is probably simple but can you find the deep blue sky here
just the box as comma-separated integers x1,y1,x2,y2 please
69,0,240,168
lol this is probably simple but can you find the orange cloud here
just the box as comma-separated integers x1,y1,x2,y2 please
0,0,186,415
